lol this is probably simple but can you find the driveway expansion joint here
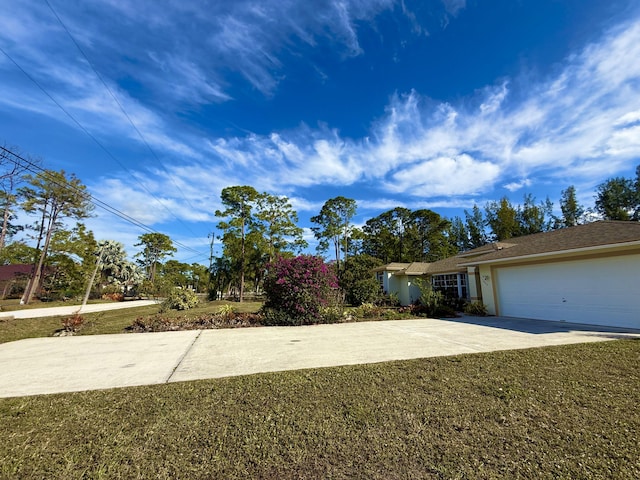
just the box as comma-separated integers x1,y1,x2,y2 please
165,330,203,383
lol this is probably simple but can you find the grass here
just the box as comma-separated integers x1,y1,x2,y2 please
0,339,638,479
0,300,264,344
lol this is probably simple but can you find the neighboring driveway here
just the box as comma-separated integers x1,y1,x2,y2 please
0,299,159,319
0,316,638,398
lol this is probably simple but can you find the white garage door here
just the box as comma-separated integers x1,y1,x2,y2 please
495,254,640,329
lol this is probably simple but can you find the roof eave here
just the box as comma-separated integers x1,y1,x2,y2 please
458,240,640,267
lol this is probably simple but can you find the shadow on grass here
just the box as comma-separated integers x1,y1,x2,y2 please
440,314,640,337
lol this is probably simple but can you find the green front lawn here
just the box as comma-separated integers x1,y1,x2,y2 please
1,340,638,479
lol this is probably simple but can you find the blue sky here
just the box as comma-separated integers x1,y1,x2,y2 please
1,0,640,264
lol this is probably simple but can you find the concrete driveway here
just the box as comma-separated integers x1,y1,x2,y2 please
0,299,159,319
0,316,638,398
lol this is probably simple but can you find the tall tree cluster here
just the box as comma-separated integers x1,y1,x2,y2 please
310,196,357,275
451,193,563,248
134,233,177,283
19,170,94,303
594,165,640,221
215,186,307,302
360,207,455,263
0,148,149,302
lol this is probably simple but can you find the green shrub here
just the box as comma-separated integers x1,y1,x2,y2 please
398,303,430,316
464,301,489,316
216,304,236,318
161,288,199,311
442,295,468,312
433,305,458,318
320,306,345,324
340,254,384,306
382,308,404,320
345,278,382,306
128,312,262,332
414,278,443,317
260,307,299,326
354,302,384,319
381,292,400,307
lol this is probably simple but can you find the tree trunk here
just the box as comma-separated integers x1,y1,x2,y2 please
23,208,56,304
0,201,11,252
333,234,340,277
20,201,49,304
80,254,102,310
239,214,245,303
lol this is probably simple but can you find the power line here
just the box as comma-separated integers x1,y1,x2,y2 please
3,146,206,257
44,0,200,213
0,45,200,239
1,146,208,258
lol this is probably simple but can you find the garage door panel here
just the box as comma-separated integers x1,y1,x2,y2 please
495,254,639,329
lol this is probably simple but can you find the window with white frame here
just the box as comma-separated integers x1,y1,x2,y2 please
431,273,468,299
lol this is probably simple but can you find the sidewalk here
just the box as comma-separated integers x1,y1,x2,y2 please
1,316,637,398
0,299,159,319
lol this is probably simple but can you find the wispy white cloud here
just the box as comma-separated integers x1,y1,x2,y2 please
504,179,532,192
182,12,640,210
146,53,231,103
441,0,466,16
385,154,501,195
0,0,406,137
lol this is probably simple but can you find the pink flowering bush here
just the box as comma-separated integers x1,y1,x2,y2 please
262,255,339,325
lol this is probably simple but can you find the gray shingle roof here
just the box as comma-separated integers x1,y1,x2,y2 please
396,262,431,275
460,221,640,264
371,262,410,273
376,221,640,276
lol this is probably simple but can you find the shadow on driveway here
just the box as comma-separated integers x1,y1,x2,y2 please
441,314,640,337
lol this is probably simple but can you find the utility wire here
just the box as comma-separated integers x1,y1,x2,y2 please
1,146,208,258
0,45,200,239
3,146,208,258
44,0,200,213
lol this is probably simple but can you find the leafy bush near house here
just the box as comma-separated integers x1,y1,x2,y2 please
260,307,298,326
161,288,199,311
354,302,385,319
319,306,345,324
379,292,400,307
442,295,467,312
340,254,384,306
262,255,339,325
398,303,431,316
433,305,458,318
414,277,444,317
345,277,382,306
464,301,489,316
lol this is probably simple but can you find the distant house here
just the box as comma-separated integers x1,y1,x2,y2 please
373,221,640,329
0,264,33,299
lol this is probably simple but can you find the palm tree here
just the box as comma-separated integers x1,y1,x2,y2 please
80,240,128,308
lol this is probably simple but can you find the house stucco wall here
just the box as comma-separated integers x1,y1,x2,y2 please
384,274,422,306
478,264,497,315
386,273,402,301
